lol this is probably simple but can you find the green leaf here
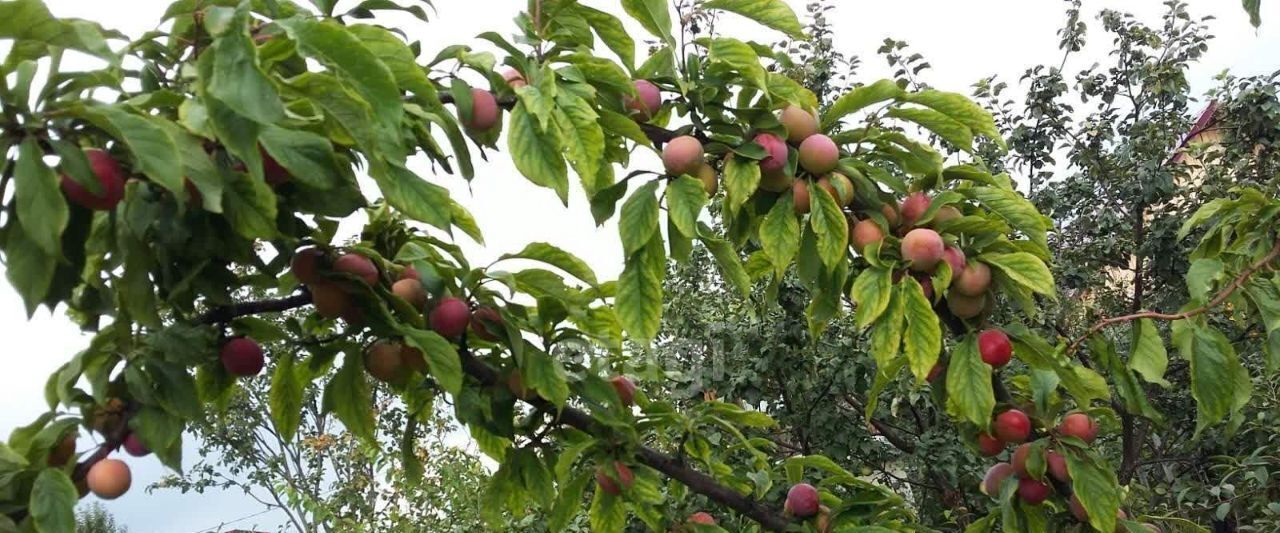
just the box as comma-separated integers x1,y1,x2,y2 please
703,0,805,38
221,166,278,239
599,107,651,146
130,406,183,470
823,79,903,130
1178,198,1229,239
767,72,819,110
553,93,606,195
1172,320,1253,435
576,5,635,71
0,0,118,65
78,106,184,195
276,18,402,141
522,350,570,407
723,154,761,212
759,192,800,276
964,186,1049,256
269,352,304,441
14,137,67,256
1089,335,1163,424
620,0,673,45
508,101,569,203
3,217,56,316
869,289,905,370
808,180,848,271
259,125,341,189
549,471,592,532
283,72,380,156
1129,319,1171,388
852,267,893,329
979,253,1055,297
1244,277,1280,372
699,223,752,299
369,163,452,230
207,3,284,123
401,328,463,395
1186,258,1223,301
619,180,661,257
1244,0,1261,27
617,233,666,343
325,348,377,444
500,242,599,286
901,278,942,383
30,468,77,533
902,89,1006,150
1064,448,1121,533
946,335,995,427
666,175,708,239
887,107,974,152
708,37,766,90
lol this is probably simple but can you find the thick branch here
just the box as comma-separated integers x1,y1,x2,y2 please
1066,238,1280,354
197,291,313,324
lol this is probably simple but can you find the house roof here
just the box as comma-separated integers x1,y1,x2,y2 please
1169,100,1220,164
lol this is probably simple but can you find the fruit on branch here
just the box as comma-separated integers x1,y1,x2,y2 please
87,458,132,500
60,148,126,211
946,290,985,319
429,297,471,338
262,149,291,186
90,398,125,434
754,133,788,175
400,344,427,374
365,340,405,383
687,512,716,525
933,205,962,225
759,170,794,193
461,88,499,131
901,228,945,272
978,329,1013,367
47,433,76,466
1017,477,1052,504
818,172,854,206
1058,412,1098,443
881,204,901,228
780,105,819,144
220,337,265,376
980,463,1014,495
695,163,718,196
1046,449,1070,482
784,483,820,518
994,409,1032,443
1011,442,1036,477
392,278,427,309
913,272,936,301
626,80,662,120
792,180,811,214
310,282,351,319
501,68,526,88
594,461,634,496
663,135,705,176
290,247,325,285
398,265,420,281
942,246,966,275
850,219,885,254
926,363,945,383
470,306,503,341
977,432,1004,456
798,134,839,174
954,261,992,296
1068,493,1128,524
505,369,533,400
122,433,150,457
334,253,379,286
816,505,832,533
610,375,637,406
899,192,931,227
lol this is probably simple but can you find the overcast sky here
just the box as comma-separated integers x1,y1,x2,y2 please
1,1,1275,531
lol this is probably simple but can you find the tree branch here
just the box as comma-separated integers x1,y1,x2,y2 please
1066,238,1280,354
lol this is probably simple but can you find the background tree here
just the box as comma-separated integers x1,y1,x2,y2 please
74,502,128,533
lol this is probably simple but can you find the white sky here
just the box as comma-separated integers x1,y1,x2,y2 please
1,1,1275,531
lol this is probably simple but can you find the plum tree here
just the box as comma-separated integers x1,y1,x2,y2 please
780,105,819,143
978,329,1013,367
429,297,471,338
817,172,854,206
880,204,901,228
501,68,526,88
980,463,1014,495
365,341,404,383
754,132,789,175
798,134,839,174
59,149,126,211
1017,478,1052,504
954,261,992,296
1011,443,1035,477
946,290,986,319
942,246,966,275
334,253,379,286
759,170,795,193
290,247,325,285
86,459,131,500
994,409,1032,443
1058,412,1099,443
899,192,931,227
610,376,637,406
392,278,427,309
594,461,634,496
261,149,292,186
933,205,962,225
926,363,945,383
792,180,811,215
663,135,705,176
901,228,945,272
695,163,718,196
310,282,351,319
850,219,885,254
1047,450,1069,482
47,433,76,466
460,88,499,131
122,434,149,457
220,337,264,377
626,80,662,120
688,512,716,525
469,306,503,342
977,432,1004,456
784,483,819,518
